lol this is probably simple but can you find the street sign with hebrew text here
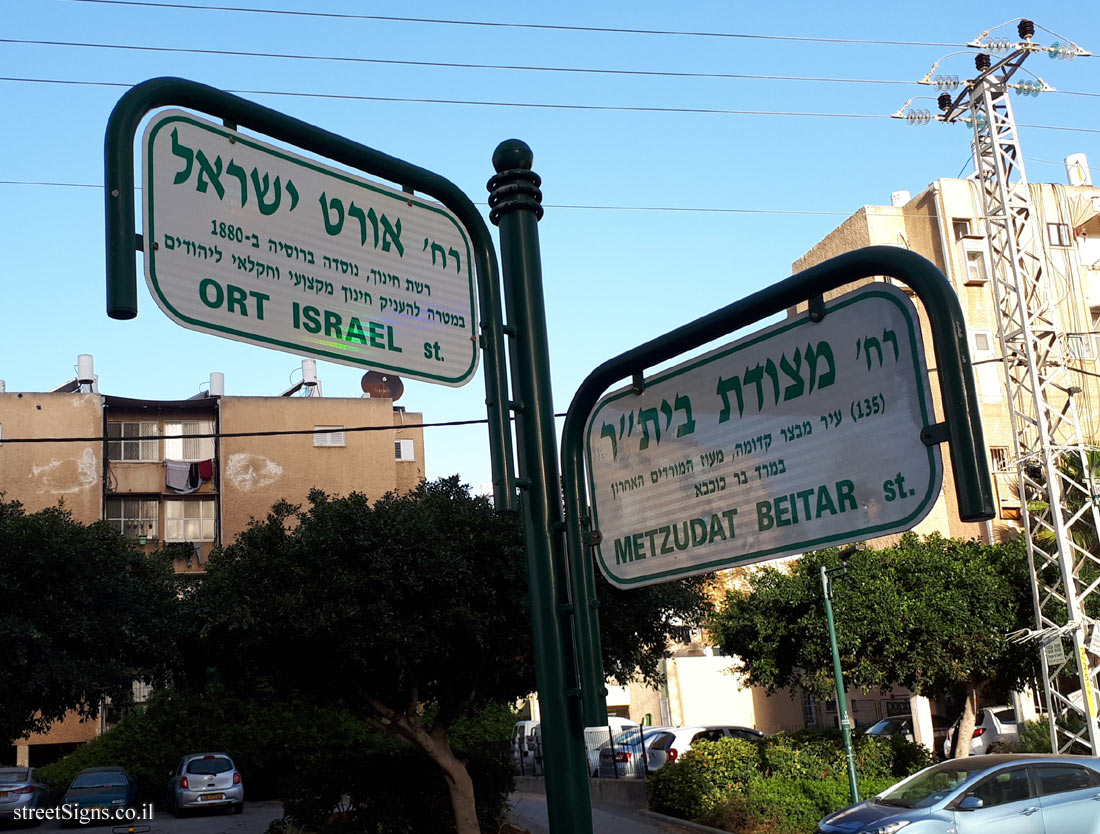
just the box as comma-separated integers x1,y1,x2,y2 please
142,110,478,386
585,283,942,588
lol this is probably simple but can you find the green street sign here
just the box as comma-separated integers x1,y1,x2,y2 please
584,283,943,588
142,110,478,386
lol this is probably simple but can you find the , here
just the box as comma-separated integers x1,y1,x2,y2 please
816,753,1100,834
166,752,244,817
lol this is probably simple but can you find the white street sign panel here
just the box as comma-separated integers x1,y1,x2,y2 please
585,283,943,588
1044,637,1067,666
142,110,478,386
